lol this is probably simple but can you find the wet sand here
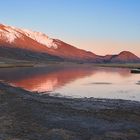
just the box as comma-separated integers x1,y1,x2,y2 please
0,82,140,140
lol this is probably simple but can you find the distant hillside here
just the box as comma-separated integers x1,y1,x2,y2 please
103,51,140,63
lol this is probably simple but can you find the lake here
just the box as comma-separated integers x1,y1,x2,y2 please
0,65,140,101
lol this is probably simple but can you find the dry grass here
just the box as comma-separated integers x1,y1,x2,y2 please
93,63,140,69
0,63,35,68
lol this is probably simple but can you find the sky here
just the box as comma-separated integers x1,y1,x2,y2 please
0,0,140,56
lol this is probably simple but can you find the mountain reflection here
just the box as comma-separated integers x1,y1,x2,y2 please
0,65,131,93
0,66,95,92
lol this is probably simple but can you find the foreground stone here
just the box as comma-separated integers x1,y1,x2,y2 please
0,83,140,140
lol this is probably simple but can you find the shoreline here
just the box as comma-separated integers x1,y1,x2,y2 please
0,58,36,68
0,57,140,69
0,82,140,140
0,63,35,68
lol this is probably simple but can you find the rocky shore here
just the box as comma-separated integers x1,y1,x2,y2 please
0,82,140,140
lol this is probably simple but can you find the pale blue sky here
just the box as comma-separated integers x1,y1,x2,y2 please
0,0,140,55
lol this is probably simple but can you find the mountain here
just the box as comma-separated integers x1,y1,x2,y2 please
111,51,140,63
0,23,140,63
103,51,140,63
0,24,101,62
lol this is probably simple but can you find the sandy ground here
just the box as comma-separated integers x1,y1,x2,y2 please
0,82,140,140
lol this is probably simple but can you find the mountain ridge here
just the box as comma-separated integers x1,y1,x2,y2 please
0,24,140,63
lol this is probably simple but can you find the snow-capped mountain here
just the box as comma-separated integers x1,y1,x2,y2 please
0,23,140,63
0,24,57,48
0,24,101,62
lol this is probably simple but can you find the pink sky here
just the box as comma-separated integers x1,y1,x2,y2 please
67,39,140,57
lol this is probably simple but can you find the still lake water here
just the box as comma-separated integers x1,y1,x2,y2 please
0,65,140,101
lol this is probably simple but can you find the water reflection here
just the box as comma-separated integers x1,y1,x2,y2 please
87,82,112,85
0,66,130,92
0,65,140,101
0,66,95,92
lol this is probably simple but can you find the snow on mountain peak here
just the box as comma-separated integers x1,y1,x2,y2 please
0,25,21,43
0,24,58,49
13,28,58,49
